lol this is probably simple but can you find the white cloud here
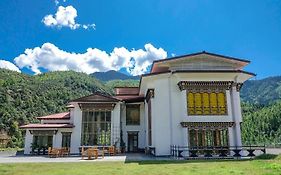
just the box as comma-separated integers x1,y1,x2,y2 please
54,0,66,6
43,6,95,30
0,60,21,72
14,43,167,76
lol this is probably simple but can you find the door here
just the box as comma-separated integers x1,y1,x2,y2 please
127,132,138,152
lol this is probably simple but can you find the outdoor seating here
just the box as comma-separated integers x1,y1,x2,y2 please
81,146,120,160
48,147,60,158
48,147,70,158
60,147,70,157
103,146,115,156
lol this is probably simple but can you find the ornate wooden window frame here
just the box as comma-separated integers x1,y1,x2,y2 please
178,81,238,116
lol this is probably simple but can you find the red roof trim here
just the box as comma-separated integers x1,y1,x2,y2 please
20,124,74,129
37,112,70,120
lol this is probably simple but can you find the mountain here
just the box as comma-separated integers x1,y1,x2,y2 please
91,70,140,81
240,76,281,105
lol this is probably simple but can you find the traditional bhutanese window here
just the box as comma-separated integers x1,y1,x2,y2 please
189,129,229,148
187,91,227,115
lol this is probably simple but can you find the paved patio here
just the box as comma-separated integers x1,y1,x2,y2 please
0,153,171,164
0,148,280,164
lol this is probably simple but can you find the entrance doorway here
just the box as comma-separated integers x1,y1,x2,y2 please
127,132,138,152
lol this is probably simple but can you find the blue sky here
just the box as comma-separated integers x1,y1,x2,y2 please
0,0,281,79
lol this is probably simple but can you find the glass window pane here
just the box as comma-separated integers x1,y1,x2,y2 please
126,105,140,125
81,110,111,146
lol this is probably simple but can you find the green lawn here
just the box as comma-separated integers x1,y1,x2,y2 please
0,159,281,175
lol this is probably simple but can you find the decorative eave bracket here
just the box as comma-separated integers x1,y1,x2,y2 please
180,122,235,129
177,81,243,92
145,89,155,102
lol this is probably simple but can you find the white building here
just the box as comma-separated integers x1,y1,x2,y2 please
21,51,255,156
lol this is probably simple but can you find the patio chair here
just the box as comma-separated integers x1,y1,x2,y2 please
108,146,115,156
48,147,60,158
60,147,70,157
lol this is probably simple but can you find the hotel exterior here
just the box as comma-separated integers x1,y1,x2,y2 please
21,51,255,156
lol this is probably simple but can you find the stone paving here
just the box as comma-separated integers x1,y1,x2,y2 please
0,148,280,164
0,153,171,164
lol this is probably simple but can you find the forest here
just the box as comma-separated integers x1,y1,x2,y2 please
0,69,280,147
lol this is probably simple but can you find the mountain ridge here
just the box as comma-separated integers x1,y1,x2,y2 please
91,70,140,81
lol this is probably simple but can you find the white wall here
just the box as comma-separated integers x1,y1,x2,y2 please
70,103,82,154
111,103,121,146
24,130,32,155
139,71,250,156
121,102,146,151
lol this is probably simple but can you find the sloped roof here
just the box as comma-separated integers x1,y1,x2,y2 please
71,92,120,103
20,123,74,129
151,51,250,73
114,95,144,103
37,112,70,120
115,87,139,96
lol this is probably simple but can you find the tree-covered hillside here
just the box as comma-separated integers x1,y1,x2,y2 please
0,69,111,147
0,69,281,147
241,102,281,145
241,76,281,105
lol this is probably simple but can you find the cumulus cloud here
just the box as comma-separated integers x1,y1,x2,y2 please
13,43,167,76
43,6,95,30
0,60,21,72
55,0,67,6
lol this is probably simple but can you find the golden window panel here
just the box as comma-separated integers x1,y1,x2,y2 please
194,93,203,115
218,92,226,114
202,92,210,114
187,91,227,115
187,92,195,115
210,92,218,114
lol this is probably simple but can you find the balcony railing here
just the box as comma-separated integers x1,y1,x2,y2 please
170,145,266,159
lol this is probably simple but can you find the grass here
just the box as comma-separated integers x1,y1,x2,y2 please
0,157,281,175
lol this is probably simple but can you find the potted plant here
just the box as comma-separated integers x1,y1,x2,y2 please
30,143,38,155
120,140,126,153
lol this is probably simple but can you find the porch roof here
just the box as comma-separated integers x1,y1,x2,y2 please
114,95,145,103
20,123,74,129
36,112,70,120
71,92,120,103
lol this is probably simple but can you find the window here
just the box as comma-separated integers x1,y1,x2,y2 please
187,91,227,115
61,133,71,148
126,105,140,125
81,111,111,146
33,135,53,147
189,129,229,148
